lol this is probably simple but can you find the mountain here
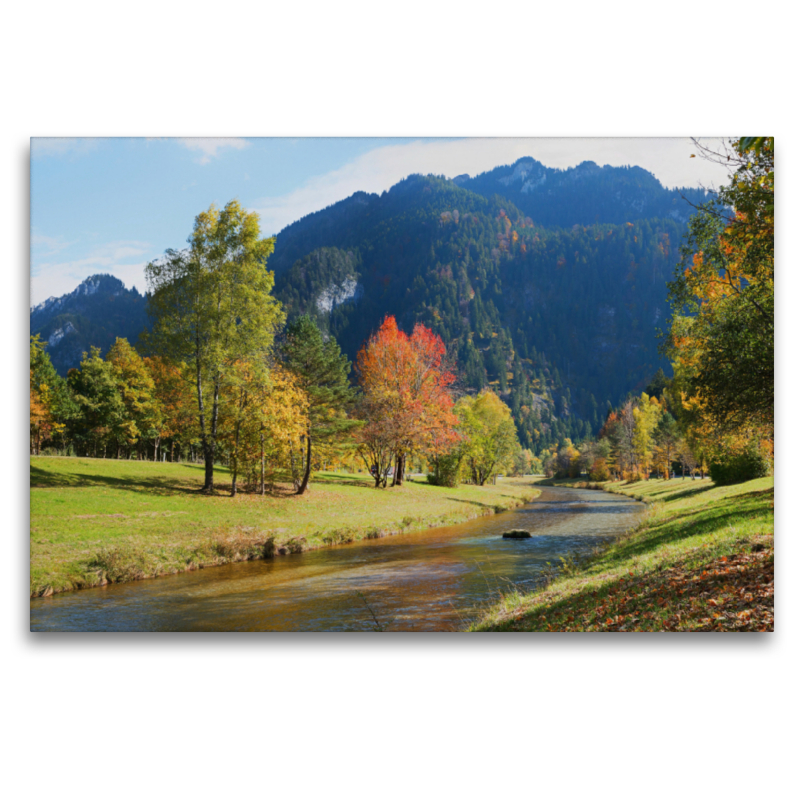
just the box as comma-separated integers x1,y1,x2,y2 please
30,274,149,376
454,157,710,229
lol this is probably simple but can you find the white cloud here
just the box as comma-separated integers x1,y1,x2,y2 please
30,240,152,307
177,137,250,164
252,137,732,235
30,232,74,255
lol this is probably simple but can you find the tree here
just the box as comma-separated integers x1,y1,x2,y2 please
512,447,534,476
217,362,308,495
632,394,661,478
67,347,127,457
355,393,401,488
665,138,773,436
144,356,199,461
356,316,458,486
30,335,72,454
653,411,680,478
280,315,358,494
458,390,519,485
555,438,581,478
106,338,163,458
144,200,284,493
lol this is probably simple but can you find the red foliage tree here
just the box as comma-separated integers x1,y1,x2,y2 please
356,316,458,485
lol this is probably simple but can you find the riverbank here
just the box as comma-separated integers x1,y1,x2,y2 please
30,456,540,597
470,476,774,631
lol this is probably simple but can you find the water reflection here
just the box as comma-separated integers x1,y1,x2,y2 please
30,487,643,632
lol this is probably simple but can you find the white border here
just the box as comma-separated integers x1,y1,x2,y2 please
5,3,796,799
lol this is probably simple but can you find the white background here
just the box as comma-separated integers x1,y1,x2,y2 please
4,3,796,799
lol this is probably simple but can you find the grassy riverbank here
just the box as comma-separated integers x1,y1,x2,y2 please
30,456,540,597
471,476,774,632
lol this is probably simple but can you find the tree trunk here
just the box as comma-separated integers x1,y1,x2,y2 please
297,432,312,495
260,431,265,496
203,446,214,493
231,421,240,497
195,359,214,493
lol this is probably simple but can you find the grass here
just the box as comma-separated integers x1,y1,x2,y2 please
470,476,774,632
30,456,540,597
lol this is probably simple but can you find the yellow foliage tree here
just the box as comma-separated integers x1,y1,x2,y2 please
218,364,308,495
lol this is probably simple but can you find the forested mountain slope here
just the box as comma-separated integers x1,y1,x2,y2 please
30,275,149,376
273,173,693,452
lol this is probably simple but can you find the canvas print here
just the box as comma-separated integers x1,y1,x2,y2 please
29,137,774,632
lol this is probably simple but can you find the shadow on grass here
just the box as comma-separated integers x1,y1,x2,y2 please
31,464,206,496
312,474,377,489
445,497,508,512
638,483,717,502
600,495,773,565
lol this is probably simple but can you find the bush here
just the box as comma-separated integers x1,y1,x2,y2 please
427,452,463,487
709,444,771,485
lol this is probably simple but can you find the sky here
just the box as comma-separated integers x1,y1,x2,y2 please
29,136,734,308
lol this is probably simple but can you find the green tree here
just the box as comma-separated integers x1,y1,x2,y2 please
144,200,284,493
280,315,359,494
67,347,126,456
458,390,519,485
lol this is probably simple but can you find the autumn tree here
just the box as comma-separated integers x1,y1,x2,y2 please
106,338,163,459
356,316,458,486
144,356,199,461
665,138,773,479
144,200,284,493
30,369,51,455
355,393,401,488
30,335,72,454
555,438,581,479
632,394,662,478
280,315,358,494
218,362,308,495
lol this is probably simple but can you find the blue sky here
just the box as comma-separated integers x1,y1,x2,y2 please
30,136,732,307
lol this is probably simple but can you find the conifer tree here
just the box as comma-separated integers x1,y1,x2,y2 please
281,315,358,495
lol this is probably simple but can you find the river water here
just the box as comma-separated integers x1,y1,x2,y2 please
30,486,643,632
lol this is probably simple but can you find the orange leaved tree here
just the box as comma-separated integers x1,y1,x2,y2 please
356,316,458,486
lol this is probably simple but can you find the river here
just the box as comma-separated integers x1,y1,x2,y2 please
30,486,643,632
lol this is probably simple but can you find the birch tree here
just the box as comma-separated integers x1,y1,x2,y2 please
144,201,283,493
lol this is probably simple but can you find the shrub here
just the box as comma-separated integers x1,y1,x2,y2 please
427,452,463,487
709,443,771,485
